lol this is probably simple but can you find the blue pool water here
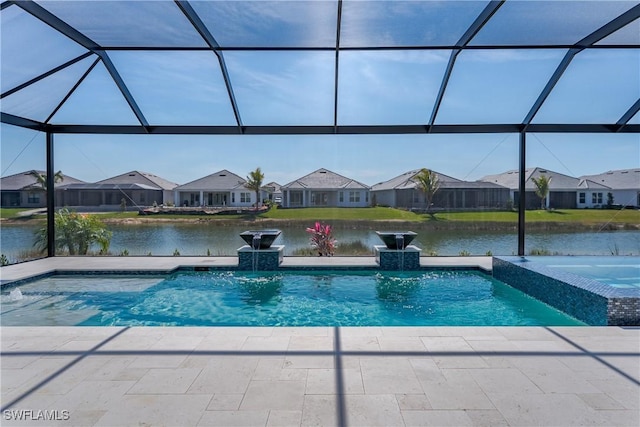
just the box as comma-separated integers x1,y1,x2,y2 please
0,270,584,326
525,256,640,289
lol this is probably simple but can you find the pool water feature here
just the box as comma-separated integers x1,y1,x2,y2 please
0,270,584,327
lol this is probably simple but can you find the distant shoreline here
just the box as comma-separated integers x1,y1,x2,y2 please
3,216,637,232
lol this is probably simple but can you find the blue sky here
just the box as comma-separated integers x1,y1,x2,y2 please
1,0,639,186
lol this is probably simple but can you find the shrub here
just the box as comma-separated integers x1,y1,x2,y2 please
34,208,112,255
306,222,337,256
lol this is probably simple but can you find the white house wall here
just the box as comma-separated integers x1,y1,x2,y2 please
335,190,370,208
577,189,639,209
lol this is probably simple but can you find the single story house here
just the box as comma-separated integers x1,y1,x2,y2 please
480,167,581,209
0,170,84,208
578,169,640,208
263,181,283,204
57,171,178,209
371,169,509,210
173,169,265,208
281,168,370,208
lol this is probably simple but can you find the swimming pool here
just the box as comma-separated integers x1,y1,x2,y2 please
0,269,584,327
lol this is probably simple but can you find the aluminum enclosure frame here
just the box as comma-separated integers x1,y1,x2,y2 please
2,0,639,257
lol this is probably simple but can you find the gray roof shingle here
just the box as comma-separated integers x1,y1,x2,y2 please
371,169,493,192
282,168,369,190
175,170,247,191
580,169,640,190
1,170,84,191
96,171,178,190
480,167,580,190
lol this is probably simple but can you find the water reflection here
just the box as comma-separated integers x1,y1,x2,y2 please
1,223,638,260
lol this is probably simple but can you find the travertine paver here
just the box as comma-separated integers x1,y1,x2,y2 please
1,326,639,426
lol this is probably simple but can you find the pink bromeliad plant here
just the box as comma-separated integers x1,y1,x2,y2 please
306,221,337,256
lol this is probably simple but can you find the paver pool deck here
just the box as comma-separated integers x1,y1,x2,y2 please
1,257,639,426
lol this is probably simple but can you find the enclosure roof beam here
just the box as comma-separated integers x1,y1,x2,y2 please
616,99,640,132
1,52,94,99
1,1,15,12
428,1,504,129
14,0,101,50
175,0,243,131
1,112,47,131
15,0,150,130
522,4,640,130
21,123,635,136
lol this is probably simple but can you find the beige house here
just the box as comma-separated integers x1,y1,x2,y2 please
174,170,264,208
281,168,370,208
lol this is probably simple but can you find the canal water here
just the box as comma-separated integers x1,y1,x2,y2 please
1,223,638,261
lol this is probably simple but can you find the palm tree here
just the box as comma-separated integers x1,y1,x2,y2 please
414,168,440,216
29,170,64,190
245,167,265,210
531,174,551,209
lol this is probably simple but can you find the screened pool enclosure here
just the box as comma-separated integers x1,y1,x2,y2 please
1,0,639,258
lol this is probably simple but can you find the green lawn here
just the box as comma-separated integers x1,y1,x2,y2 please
0,208,41,219
260,206,638,224
3,206,637,225
260,206,419,221
431,209,639,224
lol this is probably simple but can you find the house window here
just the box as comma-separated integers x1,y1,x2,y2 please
240,192,251,203
592,193,602,204
231,193,235,203
339,192,343,202
290,192,302,205
349,191,360,203
27,192,40,203
579,192,585,204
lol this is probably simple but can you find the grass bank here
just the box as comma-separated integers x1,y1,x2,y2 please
3,207,638,230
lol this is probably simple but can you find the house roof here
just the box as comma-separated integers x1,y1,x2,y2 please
58,183,161,191
282,168,369,190
96,171,178,190
263,182,282,193
175,170,246,191
480,167,580,191
580,169,640,190
0,170,84,191
577,179,611,190
371,169,471,191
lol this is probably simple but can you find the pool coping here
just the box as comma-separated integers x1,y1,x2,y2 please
0,255,493,288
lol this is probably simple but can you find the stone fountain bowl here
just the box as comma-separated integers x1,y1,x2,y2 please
240,229,282,249
375,231,417,249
